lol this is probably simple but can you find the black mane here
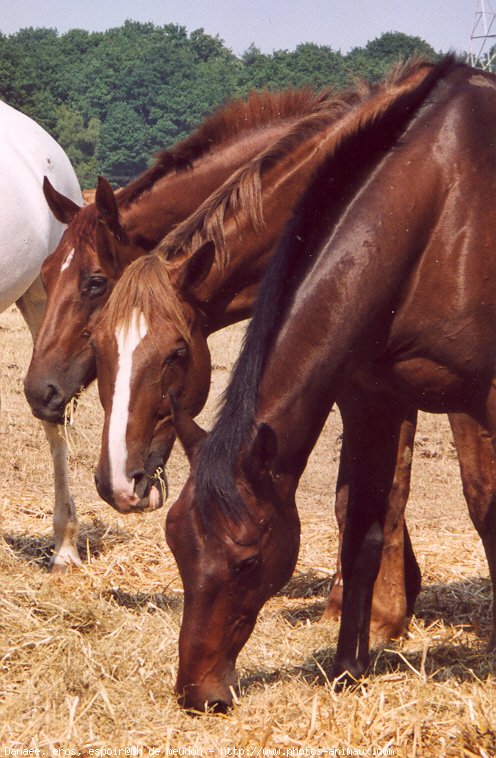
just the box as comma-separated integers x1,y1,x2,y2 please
195,55,459,527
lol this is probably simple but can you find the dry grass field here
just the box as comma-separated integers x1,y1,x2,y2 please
1,304,495,756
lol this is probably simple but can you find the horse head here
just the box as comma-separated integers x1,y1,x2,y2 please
93,247,215,513
166,411,300,713
24,176,150,423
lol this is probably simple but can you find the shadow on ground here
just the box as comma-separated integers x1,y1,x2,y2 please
2,517,132,568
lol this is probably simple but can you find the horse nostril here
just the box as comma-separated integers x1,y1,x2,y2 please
43,382,64,410
207,699,230,714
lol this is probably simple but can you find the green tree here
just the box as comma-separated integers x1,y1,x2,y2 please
0,22,442,188
239,42,348,92
97,102,148,185
347,31,438,81
55,105,100,187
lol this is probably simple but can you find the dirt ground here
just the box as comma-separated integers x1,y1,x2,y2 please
0,304,495,756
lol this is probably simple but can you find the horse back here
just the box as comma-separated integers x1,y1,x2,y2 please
0,101,82,312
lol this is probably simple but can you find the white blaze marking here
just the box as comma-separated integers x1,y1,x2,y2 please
108,310,148,500
60,248,75,272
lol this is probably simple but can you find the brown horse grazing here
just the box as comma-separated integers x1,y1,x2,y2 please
164,56,496,711
23,87,340,568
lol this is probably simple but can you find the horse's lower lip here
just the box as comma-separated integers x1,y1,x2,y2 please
128,486,163,513
148,485,162,510
29,406,65,424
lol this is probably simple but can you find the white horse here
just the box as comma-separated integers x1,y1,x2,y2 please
0,99,83,572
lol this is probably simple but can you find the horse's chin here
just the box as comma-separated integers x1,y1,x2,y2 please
30,406,66,425
133,467,168,512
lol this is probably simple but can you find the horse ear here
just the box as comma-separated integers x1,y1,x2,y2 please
94,178,131,276
95,176,123,238
171,241,216,295
247,423,278,480
95,221,125,278
170,391,207,462
43,176,81,224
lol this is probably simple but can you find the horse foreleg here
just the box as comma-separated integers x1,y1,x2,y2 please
40,421,82,572
332,392,408,683
16,277,82,573
321,438,348,621
449,410,496,650
374,408,421,638
324,405,421,644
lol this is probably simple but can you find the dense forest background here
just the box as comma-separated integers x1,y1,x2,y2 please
0,22,443,187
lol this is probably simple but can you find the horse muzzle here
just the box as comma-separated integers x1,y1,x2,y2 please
176,669,237,715
94,464,167,514
24,376,69,424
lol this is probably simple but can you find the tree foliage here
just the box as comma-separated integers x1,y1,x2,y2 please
0,24,442,186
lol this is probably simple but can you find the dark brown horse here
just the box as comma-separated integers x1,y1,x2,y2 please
23,87,339,568
165,56,496,711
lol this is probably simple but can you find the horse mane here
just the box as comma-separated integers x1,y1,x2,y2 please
157,102,359,268
156,57,438,270
100,253,191,342
114,88,338,208
194,54,460,527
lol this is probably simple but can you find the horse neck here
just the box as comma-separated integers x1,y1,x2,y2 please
120,123,301,247
193,122,354,333
253,133,445,479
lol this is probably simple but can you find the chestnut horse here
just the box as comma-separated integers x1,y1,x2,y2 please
24,87,339,568
0,101,82,572
165,56,496,711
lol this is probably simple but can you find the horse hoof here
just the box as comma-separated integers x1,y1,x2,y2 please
369,618,406,648
50,561,70,576
50,553,83,575
320,604,340,622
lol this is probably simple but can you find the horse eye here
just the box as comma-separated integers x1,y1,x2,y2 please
234,555,260,574
164,346,188,366
82,275,108,298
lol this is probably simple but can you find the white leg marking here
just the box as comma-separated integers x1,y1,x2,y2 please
42,421,81,571
108,311,148,501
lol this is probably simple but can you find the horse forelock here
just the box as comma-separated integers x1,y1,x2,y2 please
101,254,192,343
71,203,100,241
193,55,459,530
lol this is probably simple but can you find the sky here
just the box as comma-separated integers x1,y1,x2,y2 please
0,0,488,58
